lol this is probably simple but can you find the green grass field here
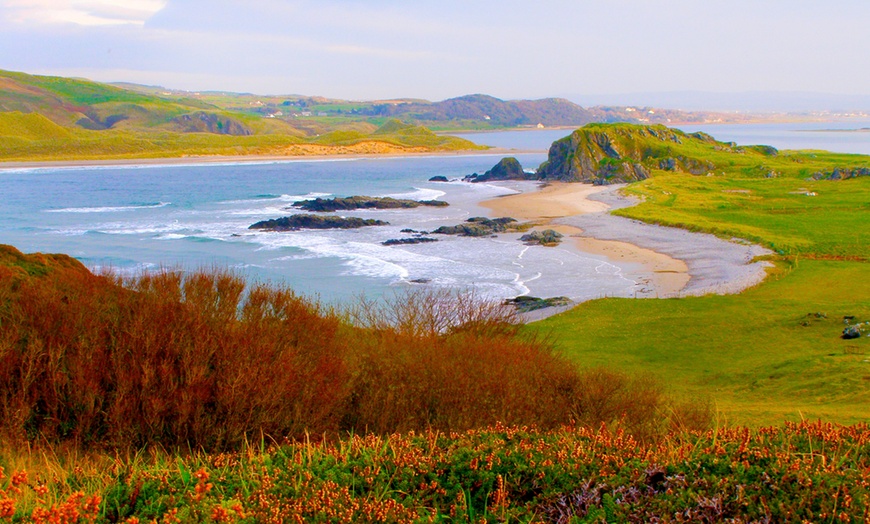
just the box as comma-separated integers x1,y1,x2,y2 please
529,127,870,426
616,172,870,258
536,260,870,426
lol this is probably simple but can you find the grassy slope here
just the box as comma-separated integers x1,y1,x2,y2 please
0,71,481,161
539,260,870,426
531,124,870,426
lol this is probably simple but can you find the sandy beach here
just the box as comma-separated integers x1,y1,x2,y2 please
480,182,772,312
0,146,531,171
481,183,692,298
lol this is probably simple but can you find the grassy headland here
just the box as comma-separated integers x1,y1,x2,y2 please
527,123,870,426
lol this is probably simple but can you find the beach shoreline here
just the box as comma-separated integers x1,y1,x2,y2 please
0,146,547,171
480,182,772,318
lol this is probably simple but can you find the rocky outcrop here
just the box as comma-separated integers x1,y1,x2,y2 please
810,167,870,181
535,124,721,184
505,296,572,313
249,215,388,231
292,196,448,212
432,217,519,237
382,237,439,246
429,176,449,182
170,112,252,136
519,229,563,246
465,157,533,183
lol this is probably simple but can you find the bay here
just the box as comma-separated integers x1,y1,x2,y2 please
3,122,867,305
0,153,637,304
455,120,870,155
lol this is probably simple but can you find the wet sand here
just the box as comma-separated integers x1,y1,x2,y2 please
0,146,525,171
481,182,773,322
480,182,692,298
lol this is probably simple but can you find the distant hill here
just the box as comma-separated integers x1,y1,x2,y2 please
0,70,481,161
0,69,301,136
362,94,597,127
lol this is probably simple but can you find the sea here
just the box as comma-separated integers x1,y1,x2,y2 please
2,121,868,305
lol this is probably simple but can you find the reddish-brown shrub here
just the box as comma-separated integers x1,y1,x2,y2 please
343,290,579,433
0,250,347,449
0,246,710,450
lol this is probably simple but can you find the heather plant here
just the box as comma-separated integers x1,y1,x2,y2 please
0,254,348,449
2,421,867,522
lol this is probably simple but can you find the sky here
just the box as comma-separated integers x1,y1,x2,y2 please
1,0,869,107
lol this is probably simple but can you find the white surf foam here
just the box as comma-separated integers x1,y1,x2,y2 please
45,202,171,213
383,187,446,201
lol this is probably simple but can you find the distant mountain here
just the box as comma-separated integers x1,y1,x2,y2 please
362,94,597,127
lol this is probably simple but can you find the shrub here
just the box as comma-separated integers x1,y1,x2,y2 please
0,246,711,450
0,259,347,449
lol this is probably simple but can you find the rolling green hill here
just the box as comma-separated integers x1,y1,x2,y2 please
0,69,481,161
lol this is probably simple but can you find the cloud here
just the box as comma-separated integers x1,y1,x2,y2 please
2,0,167,26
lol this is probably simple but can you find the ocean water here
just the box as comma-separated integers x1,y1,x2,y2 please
678,120,870,156
0,153,638,304
456,120,870,155
3,124,867,305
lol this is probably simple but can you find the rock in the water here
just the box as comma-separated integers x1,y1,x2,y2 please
249,215,388,231
429,175,449,182
519,229,564,245
464,157,533,183
292,195,448,212
382,237,439,246
432,217,519,237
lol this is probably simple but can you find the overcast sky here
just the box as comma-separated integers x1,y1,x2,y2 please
1,0,869,104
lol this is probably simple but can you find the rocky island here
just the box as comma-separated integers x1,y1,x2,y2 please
432,217,521,237
291,196,448,212
382,237,439,246
464,157,533,183
519,229,564,246
249,215,389,231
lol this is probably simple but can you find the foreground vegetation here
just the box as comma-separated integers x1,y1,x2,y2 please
0,244,702,451
2,421,868,522
2,120,870,520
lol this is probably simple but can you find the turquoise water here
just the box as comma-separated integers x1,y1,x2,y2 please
0,153,639,303
457,120,870,155
3,124,867,304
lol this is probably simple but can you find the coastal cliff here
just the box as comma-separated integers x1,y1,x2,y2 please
536,124,729,184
